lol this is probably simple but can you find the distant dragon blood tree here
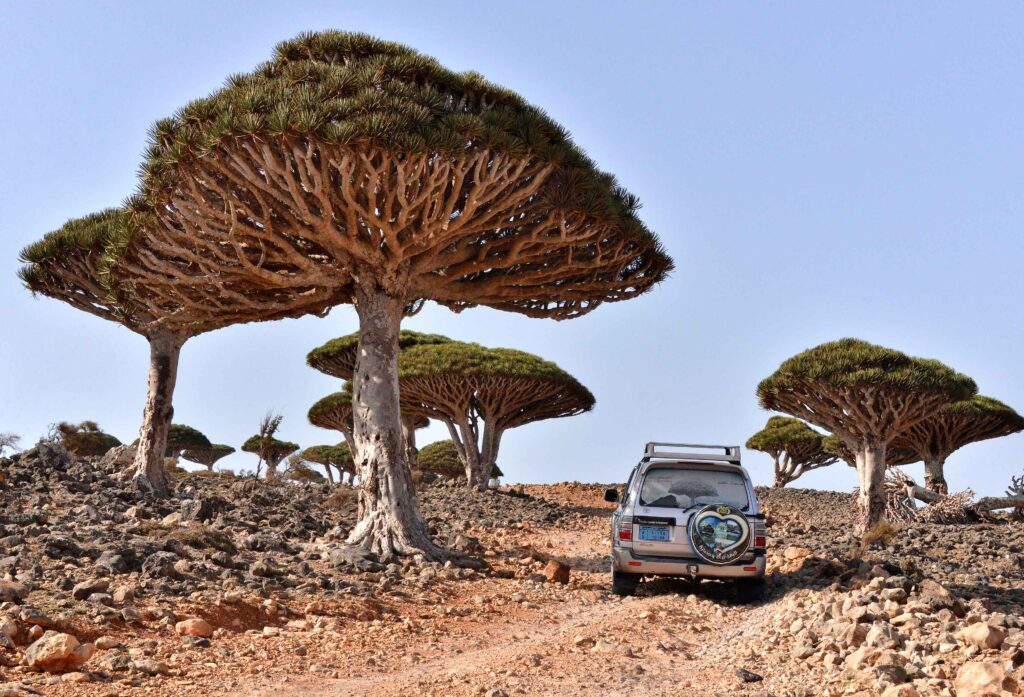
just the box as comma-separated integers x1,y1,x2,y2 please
55,31,669,560
18,210,336,497
757,339,976,539
241,435,299,479
308,334,442,465
301,443,354,485
418,439,503,480
56,421,122,457
745,416,837,488
399,342,594,490
181,443,235,471
891,396,1024,494
164,424,211,457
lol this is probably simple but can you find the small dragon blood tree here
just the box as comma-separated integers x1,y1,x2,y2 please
181,444,235,472
113,31,671,560
746,416,837,488
418,439,502,481
892,396,1024,494
56,421,122,457
241,435,300,479
19,209,337,497
300,443,354,485
757,339,976,539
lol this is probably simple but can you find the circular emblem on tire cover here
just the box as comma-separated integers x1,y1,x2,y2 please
687,504,751,565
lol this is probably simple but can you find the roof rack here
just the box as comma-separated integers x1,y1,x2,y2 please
642,442,741,465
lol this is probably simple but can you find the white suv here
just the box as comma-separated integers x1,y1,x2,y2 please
606,442,767,597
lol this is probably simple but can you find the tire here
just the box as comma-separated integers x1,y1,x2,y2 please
734,576,766,603
611,568,640,596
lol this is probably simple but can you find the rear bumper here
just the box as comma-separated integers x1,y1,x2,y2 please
611,547,765,579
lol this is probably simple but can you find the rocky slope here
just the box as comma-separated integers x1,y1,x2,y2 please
0,448,1020,696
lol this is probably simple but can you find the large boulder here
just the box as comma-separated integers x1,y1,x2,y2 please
954,661,1018,696
959,622,1006,651
24,631,94,673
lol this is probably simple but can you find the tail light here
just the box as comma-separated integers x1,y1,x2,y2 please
754,535,766,549
618,524,633,541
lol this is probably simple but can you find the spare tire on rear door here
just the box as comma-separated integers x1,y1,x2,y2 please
686,503,751,565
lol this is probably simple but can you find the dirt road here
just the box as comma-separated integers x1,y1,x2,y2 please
226,485,791,697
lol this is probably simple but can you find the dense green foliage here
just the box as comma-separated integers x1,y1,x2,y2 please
757,338,977,409
399,342,593,402
307,390,353,431
133,30,666,259
241,435,299,460
18,209,123,291
180,443,235,467
417,440,502,479
57,421,122,457
746,416,824,454
947,395,1024,427
307,330,452,379
165,424,211,455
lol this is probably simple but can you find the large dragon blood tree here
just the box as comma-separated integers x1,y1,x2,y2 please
125,30,671,560
19,209,338,497
745,416,837,488
181,444,235,472
891,396,1024,495
757,339,976,538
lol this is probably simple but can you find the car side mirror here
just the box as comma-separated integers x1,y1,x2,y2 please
604,488,619,503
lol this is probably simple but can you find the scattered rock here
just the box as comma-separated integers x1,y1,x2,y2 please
954,661,1018,696
24,631,94,673
543,559,570,584
175,618,214,638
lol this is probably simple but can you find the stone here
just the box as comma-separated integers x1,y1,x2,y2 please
954,661,1017,696
94,636,122,650
175,618,214,638
141,552,179,578
959,622,1005,650
783,546,812,561
180,498,215,523
71,578,109,600
24,631,94,673
133,658,170,676
95,551,128,575
880,686,920,697
0,581,29,602
919,579,954,602
736,668,763,682
543,560,570,584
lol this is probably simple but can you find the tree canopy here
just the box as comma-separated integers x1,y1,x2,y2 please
308,390,355,441
181,443,235,470
307,330,452,381
745,416,837,487
302,443,354,472
165,424,211,455
417,440,502,479
57,421,122,457
892,395,1024,493
241,435,299,469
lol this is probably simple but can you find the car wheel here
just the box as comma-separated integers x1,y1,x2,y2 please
611,569,639,596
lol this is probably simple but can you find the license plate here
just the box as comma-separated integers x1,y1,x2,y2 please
638,525,670,542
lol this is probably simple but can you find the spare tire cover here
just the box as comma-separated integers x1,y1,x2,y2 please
687,503,751,565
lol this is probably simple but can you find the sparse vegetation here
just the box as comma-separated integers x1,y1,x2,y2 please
242,414,299,479
0,432,21,458
55,421,121,457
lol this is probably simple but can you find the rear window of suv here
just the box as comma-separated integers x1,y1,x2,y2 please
638,467,749,510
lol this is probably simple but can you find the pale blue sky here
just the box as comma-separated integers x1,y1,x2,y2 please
2,2,1022,495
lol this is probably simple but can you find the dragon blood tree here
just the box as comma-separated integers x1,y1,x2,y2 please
301,443,354,485
307,331,449,464
241,435,299,479
745,416,837,488
399,341,594,490
19,209,338,497
127,30,670,560
892,396,1024,494
418,439,502,480
181,444,235,472
757,339,976,538
56,421,122,458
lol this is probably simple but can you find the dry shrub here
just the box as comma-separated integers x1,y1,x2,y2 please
862,520,899,551
918,489,974,524
169,524,237,554
324,485,357,511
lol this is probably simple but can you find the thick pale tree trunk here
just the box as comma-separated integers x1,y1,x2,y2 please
401,418,419,471
131,331,185,498
854,440,887,539
478,425,503,490
345,288,442,561
923,458,948,495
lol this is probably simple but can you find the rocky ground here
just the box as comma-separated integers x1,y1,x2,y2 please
0,444,1021,696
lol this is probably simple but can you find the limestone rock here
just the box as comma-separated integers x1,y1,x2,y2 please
24,631,94,673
